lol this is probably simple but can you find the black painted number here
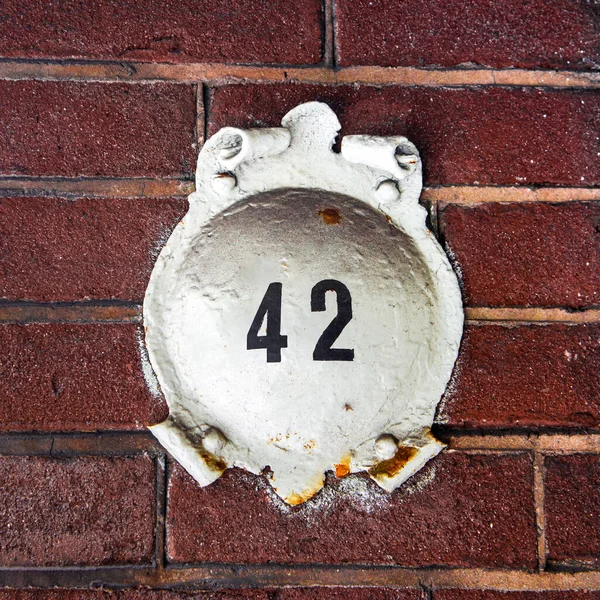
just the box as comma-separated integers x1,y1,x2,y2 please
246,282,288,363
247,280,354,362
311,279,354,361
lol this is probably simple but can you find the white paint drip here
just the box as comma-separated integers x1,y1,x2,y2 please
136,328,161,399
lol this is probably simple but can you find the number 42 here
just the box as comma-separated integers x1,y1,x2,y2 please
246,280,354,363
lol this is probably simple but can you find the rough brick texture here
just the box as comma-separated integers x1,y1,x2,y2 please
0,0,598,595
0,455,156,566
435,593,600,600
0,324,167,431
209,85,600,186
0,591,421,600
167,452,536,568
336,0,600,69
440,202,600,309
439,324,600,430
0,0,322,65
0,81,197,178
545,454,600,569
278,592,420,600
0,196,186,302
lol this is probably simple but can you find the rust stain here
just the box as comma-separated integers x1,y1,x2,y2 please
344,403,353,411
369,445,418,480
284,474,325,506
317,207,342,225
197,446,226,473
334,453,352,478
335,464,351,477
303,439,316,452
287,490,316,506
268,433,284,444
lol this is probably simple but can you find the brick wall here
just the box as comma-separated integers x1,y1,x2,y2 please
0,0,599,597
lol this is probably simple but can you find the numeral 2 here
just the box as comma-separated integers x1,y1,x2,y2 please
247,280,354,362
311,279,354,362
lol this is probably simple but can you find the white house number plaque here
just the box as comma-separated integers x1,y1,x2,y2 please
143,102,463,505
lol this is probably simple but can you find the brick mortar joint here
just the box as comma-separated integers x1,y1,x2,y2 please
532,450,548,571
0,60,599,87
2,304,599,324
0,179,598,201
3,566,600,590
1,432,600,455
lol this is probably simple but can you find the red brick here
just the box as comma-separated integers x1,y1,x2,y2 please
0,591,419,600
0,455,156,566
440,202,600,309
209,85,600,186
0,81,197,178
0,324,167,432
0,0,322,65
435,592,600,600
440,324,600,430
0,593,270,600
0,196,186,302
278,592,420,600
336,0,600,69
545,454,600,569
167,452,536,568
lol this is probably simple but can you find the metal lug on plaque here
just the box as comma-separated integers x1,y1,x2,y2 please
143,102,463,506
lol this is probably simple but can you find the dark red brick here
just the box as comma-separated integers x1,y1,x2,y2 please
0,0,322,65
0,593,265,600
0,593,270,600
435,592,600,600
0,81,197,178
545,454,600,569
336,0,600,70
167,452,536,568
209,85,600,186
440,202,600,309
0,324,167,431
440,324,600,430
278,592,420,600
0,196,186,302
0,455,156,566
0,591,419,600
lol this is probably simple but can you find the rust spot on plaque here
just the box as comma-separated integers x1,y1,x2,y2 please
334,454,352,478
303,439,316,452
197,447,227,473
335,464,351,478
285,474,324,505
369,445,418,480
286,490,316,505
318,207,342,225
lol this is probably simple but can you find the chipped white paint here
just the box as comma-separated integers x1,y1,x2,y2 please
143,102,463,505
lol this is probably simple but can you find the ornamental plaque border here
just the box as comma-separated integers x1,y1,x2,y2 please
143,102,463,505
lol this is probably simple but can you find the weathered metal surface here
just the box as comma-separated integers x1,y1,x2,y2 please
143,102,463,504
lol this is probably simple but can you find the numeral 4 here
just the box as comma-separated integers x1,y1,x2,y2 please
246,282,288,363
